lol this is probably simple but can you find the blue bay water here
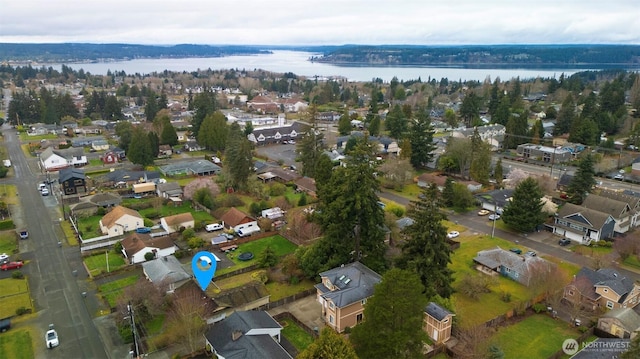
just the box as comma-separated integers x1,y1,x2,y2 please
59,50,594,83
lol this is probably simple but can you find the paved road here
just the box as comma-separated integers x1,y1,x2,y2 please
378,189,640,282
2,126,109,358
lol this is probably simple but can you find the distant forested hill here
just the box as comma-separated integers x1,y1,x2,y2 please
0,43,273,62
311,45,640,68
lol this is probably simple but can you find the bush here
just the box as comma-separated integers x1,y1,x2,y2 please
143,218,154,227
188,237,205,249
0,167,8,178
96,207,107,216
290,276,300,285
12,270,24,279
269,183,287,196
258,246,279,268
15,307,29,316
251,270,269,284
118,323,133,343
113,241,123,254
387,204,405,217
223,195,245,208
458,274,494,300
501,291,512,303
144,252,156,261
298,193,307,206
182,228,196,240
0,219,15,230
532,303,546,313
144,210,160,219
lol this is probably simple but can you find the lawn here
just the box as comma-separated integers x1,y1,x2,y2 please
280,318,315,351
0,184,18,205
216,235,298,275
76,215,104,239
449,234,538,327
208,269,315,302
572,244,613,256
98,275,139,308
0,328,34,359
0,230,17,254
84,251,127,277
19,133,58,141
89,158,104,167
489,314,580,358
0,278,33,319
623,255,640,270
61,220,79,246
137,200,214,223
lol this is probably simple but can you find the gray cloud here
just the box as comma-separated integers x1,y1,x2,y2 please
1,0,638,44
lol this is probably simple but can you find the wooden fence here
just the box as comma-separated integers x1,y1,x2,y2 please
273,311,319,339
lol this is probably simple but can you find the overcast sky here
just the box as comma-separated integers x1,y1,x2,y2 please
1,0,638,45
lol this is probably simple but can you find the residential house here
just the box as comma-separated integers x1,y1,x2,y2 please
315,261,382,333
416,172,448,190
599,189,640,229
58,167,87,196
156,182,183,199
220,207,258,233
204,311,292,359
473,247,555,287
581,194,632,234
247,120,309,146
424,302,455,344
261,207,285,220
564,267,640,311
294,177,317,197
160,213,195,233
597,308,640,339
102,170,161,188
91,140,109,151
158,145,173,158
257,167,301,184
39,147,70,171
475,189,514,214
553,203,616,244
70,201,99,217
452,124,505,151
142,255,191,293
99,206,144,236
101,151,119,164
120,232,177,264
158,160,222,176
213,281,270,314
335,132,400,155
184,140,203,152
247,95,280,114
516,143,574,163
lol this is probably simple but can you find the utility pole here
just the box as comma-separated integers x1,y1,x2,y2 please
128,302,141,359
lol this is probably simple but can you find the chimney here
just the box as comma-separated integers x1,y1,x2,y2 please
232,330,243,341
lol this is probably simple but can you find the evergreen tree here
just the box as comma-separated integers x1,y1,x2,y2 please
469,128,492,184
502,177,546,232
338,110,352,135
197,111,229,152
385,104,408,139
115,121,134,151
460,91,481,126
147,131,159,157
368,115,380,136
297,327,358,359
493,95,511,126
128,127,154,167
223,123,254,191
622,332,640,359
191,87,217,137
397,184,454,299
298,125,325,178
350,268,428,359
309,136,387,273
442,177,455,207
408,107,436,169
494,158,504,187
145,90,159,121
160,122,178,146
566,154,597,205
554,95,576,135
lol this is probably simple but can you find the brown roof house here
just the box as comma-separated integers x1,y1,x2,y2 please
99,206,144,237
160,213,195,234
564,267,640,311
294,177,317,197
121,232,177,264
597,307,640,339
423,302,455,344
315,261,382,333
220,207,257,232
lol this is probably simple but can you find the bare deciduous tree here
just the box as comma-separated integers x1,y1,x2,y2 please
456,325,491,359
164,285,215,354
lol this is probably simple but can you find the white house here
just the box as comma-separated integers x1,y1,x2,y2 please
39,147,70,171
99,206,144,237
121,233,177,264
160,213,195,233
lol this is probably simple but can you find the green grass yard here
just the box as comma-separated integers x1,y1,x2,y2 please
84,251,127,277
489,314,580,358
98,275,139,308
208,269,315,302
216,235,298,276
0,278,33,319
0,230,17,254
0,328,34,359
280,318,315,351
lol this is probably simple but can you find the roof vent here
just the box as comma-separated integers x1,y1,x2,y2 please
232,330,243,341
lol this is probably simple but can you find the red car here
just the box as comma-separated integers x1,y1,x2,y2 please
1,261,23,270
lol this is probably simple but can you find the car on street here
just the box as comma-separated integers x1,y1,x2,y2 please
614,174,624,180
558,238,572,246
488,214,500,221
525,250,537,257
0,253,8,262
41,188,49,196
46,327,59,348
447,231,460,239
18,229,28,239
509,248,522,255
1,261,23,270
135,227,151,234
478,209,490,216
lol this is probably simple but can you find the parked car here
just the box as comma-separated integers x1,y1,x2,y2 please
615,174,624,180
558,238,571,246
1,261,23,271
488,214,500,221
447,231,460,239
0,253,8,262
478,209,490,216
205,223,224,232
46,326,59,348
509,248,523,255
135,227,151,234
18,229,28,240
525,251,537,257
41,188,50,196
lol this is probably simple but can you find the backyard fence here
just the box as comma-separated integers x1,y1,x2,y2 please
258,288,317,311
273,311,319,339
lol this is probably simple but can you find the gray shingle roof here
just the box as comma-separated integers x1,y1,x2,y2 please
204,311,291,359
582,194,630,218
425,302,454,321
316,262,382,308
159,160,221,176
557,203,613,230
58,167,85,183
574,267,635,303
142,255,191,285
601,308,640,331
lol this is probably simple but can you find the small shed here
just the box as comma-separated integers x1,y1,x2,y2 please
133,182,156,194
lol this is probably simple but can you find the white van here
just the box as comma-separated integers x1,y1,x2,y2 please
205,222,224,232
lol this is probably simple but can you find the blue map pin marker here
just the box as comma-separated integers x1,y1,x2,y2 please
192,251,217,291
